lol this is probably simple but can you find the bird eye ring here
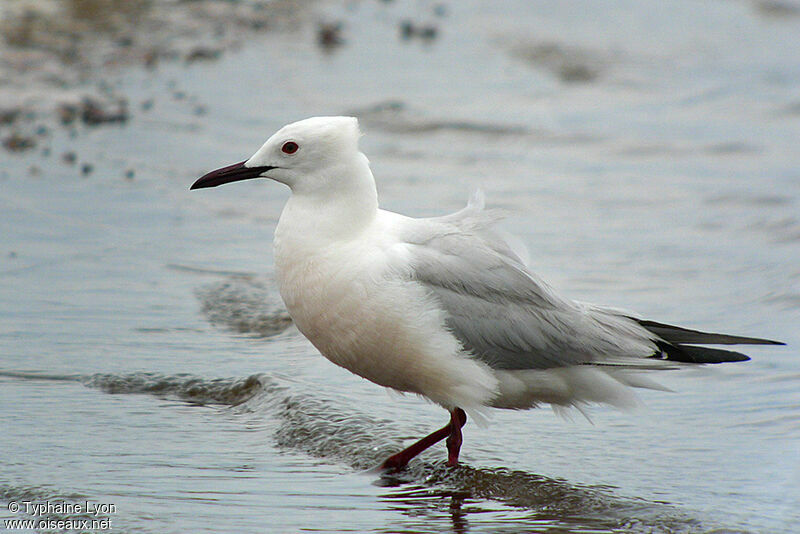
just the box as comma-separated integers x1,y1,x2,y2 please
281,141,299,155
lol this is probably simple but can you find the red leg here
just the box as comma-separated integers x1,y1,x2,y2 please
446,408,467,467
380,408,468,470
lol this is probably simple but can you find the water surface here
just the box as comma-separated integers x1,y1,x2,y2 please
1,1,799,532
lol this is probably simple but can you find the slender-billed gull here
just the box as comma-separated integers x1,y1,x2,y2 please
191,116,783,469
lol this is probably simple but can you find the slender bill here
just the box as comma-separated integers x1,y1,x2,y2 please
190,161,276,190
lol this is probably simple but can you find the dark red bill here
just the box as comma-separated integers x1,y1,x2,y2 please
190,161,276,190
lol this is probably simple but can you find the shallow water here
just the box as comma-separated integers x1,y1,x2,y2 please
1,0,799,532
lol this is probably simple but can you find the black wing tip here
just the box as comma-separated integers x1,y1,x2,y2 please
720,351,751,363
712,337,786,346
635,318,785,346
654,341,754,364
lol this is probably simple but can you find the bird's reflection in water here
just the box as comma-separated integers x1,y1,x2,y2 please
373,463,701,533
377,484,472,534
449,493,469,534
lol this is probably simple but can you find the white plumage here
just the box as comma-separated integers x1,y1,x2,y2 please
192,116,781,468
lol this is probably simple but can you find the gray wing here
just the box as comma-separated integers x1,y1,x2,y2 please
397,200,659,370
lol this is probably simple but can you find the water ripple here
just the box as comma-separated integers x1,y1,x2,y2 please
0,368,703,531
195,277,293,337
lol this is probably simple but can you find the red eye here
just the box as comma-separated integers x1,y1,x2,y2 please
281,141,298,154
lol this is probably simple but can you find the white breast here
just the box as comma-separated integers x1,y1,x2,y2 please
273,215,498,411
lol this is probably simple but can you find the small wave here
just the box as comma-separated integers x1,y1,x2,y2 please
0,484,85,505
0,483,141,534
0,370,83,382
252,387,702,533
2,368,702,531
0,484,109,531
375,468,701,534
167,263,257,277
755,0,800,18
704,141,761,155
705,193,793,207
65,368,706,531
266,393,401,469
776,99,800,116
747,216,800,243
618,141,762,158
82,372,272,406
350,100,528,136
508,40,607,83
195,277,293,337
0,369,272,406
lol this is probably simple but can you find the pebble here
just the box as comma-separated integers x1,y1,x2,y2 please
81,97,129,126
317,22,344,50
0,108,21,125
2,133,36,152
185,47,222,63
400,21,438,41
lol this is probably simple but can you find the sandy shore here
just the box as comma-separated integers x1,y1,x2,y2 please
0,0,317,153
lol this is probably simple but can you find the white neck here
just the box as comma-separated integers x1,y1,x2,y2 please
274,153,379,259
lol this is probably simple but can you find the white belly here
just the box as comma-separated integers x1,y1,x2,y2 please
274,240,498,411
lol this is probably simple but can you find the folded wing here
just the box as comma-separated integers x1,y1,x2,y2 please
398,197,782,371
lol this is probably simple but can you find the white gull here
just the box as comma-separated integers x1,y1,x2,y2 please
191,116,782,469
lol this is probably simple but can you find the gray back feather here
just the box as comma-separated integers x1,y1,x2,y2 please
398,197,657,370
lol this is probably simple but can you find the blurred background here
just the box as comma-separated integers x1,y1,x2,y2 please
1,1,798,532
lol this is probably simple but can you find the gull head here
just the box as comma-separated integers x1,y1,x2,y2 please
191,116,367,195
